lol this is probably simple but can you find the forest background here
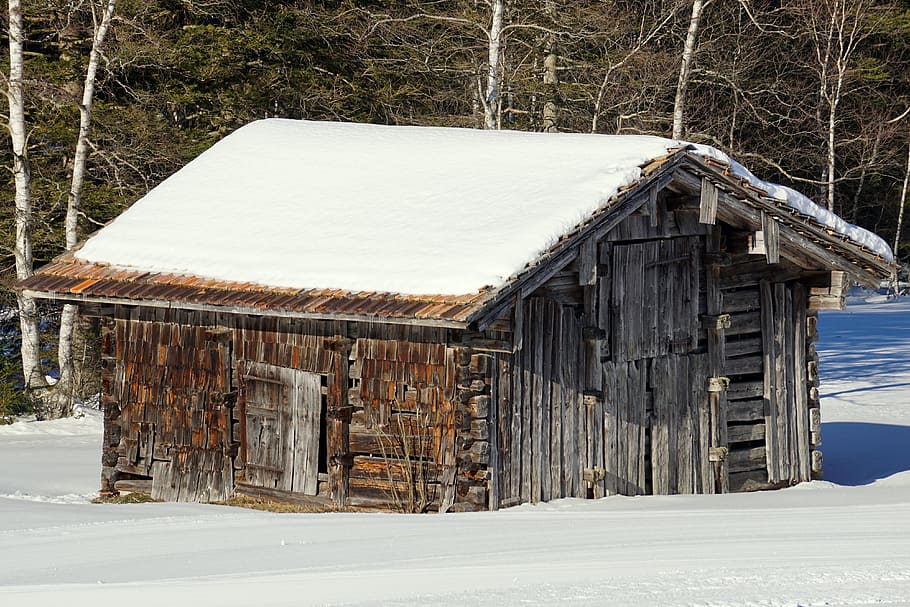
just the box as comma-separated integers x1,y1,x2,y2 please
2,0,910,417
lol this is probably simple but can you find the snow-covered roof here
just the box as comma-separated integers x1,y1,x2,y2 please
73,119,893,297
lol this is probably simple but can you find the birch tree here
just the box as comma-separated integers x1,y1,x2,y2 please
891,106,910,270
801,0,878,211
482,0,504,129
51,0,117,419
672,0,712,140
5,0,45,393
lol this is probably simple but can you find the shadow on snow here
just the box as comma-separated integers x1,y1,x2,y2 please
821,421,910,486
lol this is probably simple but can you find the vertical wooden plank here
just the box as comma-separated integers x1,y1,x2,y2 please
775,283,791,481
762,212,781,265
783,283,797,482
761,280,780,483
300,370,323,496
438,348,458,512
579,237,598,286
521,300,533,503
512,295,524,353
551,307,564,498
562,310,577,498
645,241,660,358
611,245,626,361
648,185,660,228
496,353,511,508
689,353,709,493
651,356,670,495
676,354,693,493
510,343,522,502
489,353,501,510
699,178,718,224
539,301,553,502
602,361,616,496
793,284,811,482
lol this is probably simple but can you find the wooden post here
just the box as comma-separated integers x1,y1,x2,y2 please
699,178,718,225
761,212,780,264
704,225,728,493
327,339,352,508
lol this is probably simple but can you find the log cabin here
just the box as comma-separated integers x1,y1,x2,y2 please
19,120,895,512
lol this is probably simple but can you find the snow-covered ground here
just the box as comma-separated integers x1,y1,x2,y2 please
1,298,909,606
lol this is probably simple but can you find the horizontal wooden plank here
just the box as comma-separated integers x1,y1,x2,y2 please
726,311,762,337
350,456,441,484
726,398,765,422
728,469,771,493
727,380,764,401
727,422,766,444
348,425,439,459
727,446,766,473
113,479,152,493
725,354,763,377
725,336,762,358
721,288,761,313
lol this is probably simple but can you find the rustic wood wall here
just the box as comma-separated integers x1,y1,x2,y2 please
98,306,491,511
101,310,233,502
489,298,586,508
485,188,824,506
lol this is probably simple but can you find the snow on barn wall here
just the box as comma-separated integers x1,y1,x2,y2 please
19,120,895,511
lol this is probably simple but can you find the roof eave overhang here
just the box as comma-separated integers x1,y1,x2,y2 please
678,153,897,286
21,288,471,330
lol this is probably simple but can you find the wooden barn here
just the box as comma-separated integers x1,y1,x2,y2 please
20,120,894,512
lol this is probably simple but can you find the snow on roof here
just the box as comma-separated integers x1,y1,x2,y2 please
74,119,893,296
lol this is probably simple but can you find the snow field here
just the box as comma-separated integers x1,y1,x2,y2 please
0,296,908,606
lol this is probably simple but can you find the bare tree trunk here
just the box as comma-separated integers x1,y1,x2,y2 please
483,0,504,130
826,71,841,212
7,0,45,393
52,0,117,419
673,0,708,140
850,127,881,221
894,128,909,266
541,1,558,133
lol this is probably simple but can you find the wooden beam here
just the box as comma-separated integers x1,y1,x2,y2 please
679,160,894,279
648,185,659,228
748,230,766,256
762,212,780,264
512,293,524,352
578,237,597,286
699,178,719,224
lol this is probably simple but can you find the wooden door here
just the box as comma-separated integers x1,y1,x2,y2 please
240,362,323,495
604,237,710,495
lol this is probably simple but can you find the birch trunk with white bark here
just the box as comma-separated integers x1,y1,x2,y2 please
483,0,504,130
52,0,117,419
540,0,558,133
7,0,45,392
894,129,909,267
673,0,708,140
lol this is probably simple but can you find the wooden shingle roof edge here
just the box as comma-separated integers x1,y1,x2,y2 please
18,149,895,329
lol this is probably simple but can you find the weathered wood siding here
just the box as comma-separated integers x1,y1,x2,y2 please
101,313,233,502
486,188,823,505
490,298,585,508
